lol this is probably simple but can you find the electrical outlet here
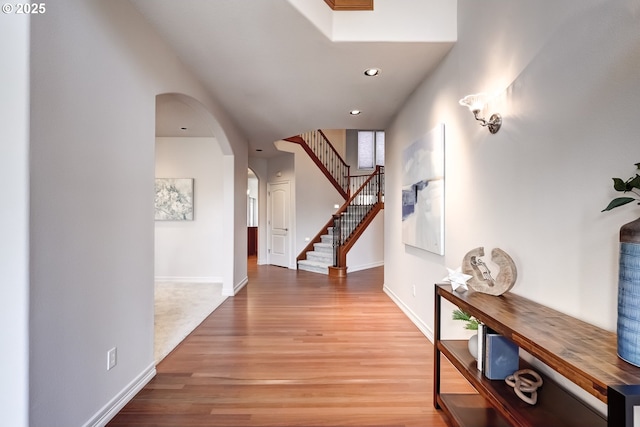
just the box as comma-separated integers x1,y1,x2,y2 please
107,347,117,370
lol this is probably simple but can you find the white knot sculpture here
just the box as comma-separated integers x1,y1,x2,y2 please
505,369,543,405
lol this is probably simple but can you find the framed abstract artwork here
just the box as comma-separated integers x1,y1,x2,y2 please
401,123,445,255
155,178,194,221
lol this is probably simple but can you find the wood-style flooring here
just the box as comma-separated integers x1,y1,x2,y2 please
107,259,471,427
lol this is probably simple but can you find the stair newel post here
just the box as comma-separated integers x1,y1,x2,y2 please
328,213,348,277
332,213,341,268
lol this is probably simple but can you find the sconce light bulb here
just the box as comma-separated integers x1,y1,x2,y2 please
459,93,487,112
460,93,502,134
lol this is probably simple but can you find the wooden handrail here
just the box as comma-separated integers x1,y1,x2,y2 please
284,130,350,199
309,129,351,195
339,166,383,212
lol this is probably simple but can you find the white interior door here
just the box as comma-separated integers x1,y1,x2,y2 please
268,181,290,268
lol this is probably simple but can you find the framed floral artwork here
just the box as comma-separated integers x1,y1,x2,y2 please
155,178,194,221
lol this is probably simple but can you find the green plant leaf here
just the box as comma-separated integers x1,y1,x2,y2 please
452,308,479,330
602,197,636,212
464,322,479,331
613,178,627,192
635,163,640,170
452,308,471,322
629,174,640,190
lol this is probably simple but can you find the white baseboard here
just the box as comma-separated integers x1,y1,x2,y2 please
83,362,156,427
228,276,248,296
383,284,434,343
347,260,384,273
155,276,223,283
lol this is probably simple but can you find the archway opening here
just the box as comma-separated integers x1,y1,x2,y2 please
153,93,230,363
247,168,259,259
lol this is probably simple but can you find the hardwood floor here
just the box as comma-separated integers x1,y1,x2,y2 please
107,259,471,427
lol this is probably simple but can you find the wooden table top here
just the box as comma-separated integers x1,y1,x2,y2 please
437,284,640,403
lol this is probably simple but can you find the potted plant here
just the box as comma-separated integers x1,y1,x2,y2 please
601,162,640,212
452,308,480,359
603,162,640,367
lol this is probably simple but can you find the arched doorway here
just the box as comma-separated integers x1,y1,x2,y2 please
247,168,259,258
153,93,233,363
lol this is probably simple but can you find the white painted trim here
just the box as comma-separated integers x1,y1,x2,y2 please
83,363,156,427
383,284,434,343
228,275,248,296
154,276,223,283
347,261,384,273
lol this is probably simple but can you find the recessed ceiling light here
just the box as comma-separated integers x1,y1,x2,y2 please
350,110,362,116
364,68,381,77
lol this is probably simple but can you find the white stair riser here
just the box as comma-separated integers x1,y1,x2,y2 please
313,243,333,254
307,252,333,263
298,261,329,275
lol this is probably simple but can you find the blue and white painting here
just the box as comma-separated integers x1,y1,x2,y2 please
155,178,194,221
401,124,444,255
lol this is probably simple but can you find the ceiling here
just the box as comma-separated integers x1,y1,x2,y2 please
134,0,455,157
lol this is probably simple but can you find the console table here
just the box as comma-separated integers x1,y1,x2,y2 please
434,284,640,427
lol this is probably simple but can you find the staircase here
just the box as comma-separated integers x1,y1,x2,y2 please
297,166,384,276
284,129,384,276
298,202,377,274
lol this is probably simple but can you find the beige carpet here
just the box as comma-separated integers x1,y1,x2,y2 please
154,282,227,363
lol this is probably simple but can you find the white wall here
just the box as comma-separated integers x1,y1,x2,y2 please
155,137,224,282
0,12,30,427
28,1,248,426
230,148,250,294
347,211,384,272
345,129,359,172
343,130,385,271
321,128,346,158
288,0,456,42
292,143,344,259
332,0,456,42
384,0,640,413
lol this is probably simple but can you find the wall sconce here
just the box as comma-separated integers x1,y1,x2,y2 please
459,93,502,134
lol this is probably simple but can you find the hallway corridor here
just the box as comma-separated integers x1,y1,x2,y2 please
107,260,465,426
